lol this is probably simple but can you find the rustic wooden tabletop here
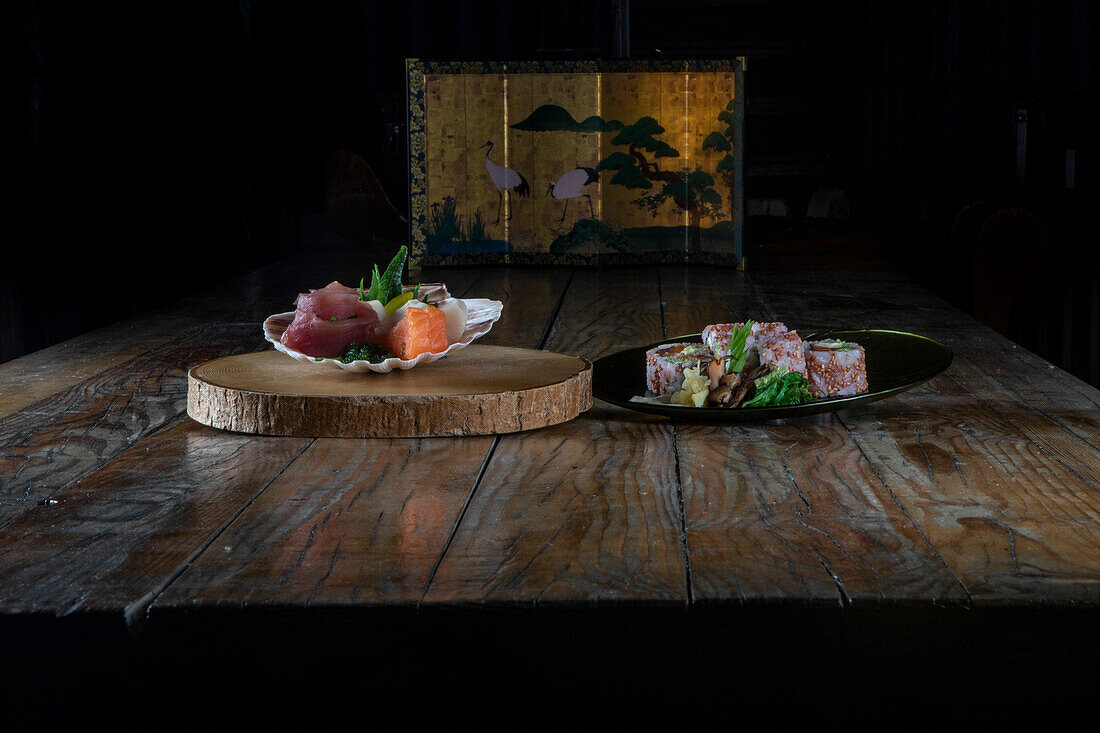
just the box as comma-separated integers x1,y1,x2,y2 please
2,247,1098,724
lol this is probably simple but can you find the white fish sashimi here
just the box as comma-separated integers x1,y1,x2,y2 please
438,298,469,344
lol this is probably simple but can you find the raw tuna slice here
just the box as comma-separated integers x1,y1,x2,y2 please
291,281,380,322
280,281,381,358
280,312,378,359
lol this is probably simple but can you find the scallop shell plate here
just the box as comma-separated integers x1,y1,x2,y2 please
263,292,504,374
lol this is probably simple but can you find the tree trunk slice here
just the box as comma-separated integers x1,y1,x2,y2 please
187,345,592,437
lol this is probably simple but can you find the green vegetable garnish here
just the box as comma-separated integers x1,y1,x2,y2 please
725,320,756,374
815,339,857,351
742,368,814,407
358,245,409,305
340,342,398,364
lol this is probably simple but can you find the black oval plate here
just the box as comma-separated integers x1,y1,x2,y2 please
592,329,954,421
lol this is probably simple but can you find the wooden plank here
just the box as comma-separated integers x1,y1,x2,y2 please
471,266,573,348
154,434,495,606
150,266,573,611
540,267,666,361
676,418,968,603
0,418,310,615
0,322,264,523
425,267,689,603
423,411,687,603
836,382,1100,603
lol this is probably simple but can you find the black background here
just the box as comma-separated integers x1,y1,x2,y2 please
6,3,1099,723
11,1,1098,373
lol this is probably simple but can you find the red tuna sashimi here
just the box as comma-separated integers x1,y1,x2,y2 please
293,281,376,321
280,312,378,358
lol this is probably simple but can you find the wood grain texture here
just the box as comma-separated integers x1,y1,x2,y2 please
424,406,688,603
425,267,682,602
0,323,265,524
0,418,310,615
186,346,592,437
155,435,496,606
2,251,1100,625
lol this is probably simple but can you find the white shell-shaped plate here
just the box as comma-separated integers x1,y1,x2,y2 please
263,297,504,373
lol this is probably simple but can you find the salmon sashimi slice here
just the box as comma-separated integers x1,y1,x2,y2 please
377,306,449,359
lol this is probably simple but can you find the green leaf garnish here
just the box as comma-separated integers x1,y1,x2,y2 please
380,246,408,303
359,245,409,304
742,368,814,407
726,320,755,374
340,341,398,364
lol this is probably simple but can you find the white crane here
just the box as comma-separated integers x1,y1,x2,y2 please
548,167,599,222
481,140,529,224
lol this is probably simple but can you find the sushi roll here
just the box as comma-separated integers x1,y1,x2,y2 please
645,342,713,395
803,339,868,398
756,330,808,377
702,321,788,357
702,323,741,357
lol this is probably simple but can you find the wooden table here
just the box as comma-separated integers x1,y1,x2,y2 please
3,248,1099,725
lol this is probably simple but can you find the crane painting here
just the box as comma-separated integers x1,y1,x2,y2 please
482,140,530,224
408,59,743,267
548,167,599,222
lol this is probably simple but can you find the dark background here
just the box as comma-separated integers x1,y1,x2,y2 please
10,0,1098,382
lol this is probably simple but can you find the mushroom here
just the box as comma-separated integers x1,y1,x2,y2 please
706,371,742,407
706,383,733,406
707,358,726,391
726,364,768,407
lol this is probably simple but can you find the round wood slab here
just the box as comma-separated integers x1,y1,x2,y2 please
187,345,592,438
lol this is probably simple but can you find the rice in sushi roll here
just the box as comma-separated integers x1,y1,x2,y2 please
757,330,808,377
803,339,868,398
645,342,713,395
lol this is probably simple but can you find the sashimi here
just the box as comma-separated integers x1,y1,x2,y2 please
280,312,378,358
281,280,381,358
292,281,381,322
377,306,448,359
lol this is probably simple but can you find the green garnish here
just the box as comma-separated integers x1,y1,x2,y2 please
742,368,814,407
726,320,756,374
815,339,857,351
340,342,398,364
358,245,410,305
